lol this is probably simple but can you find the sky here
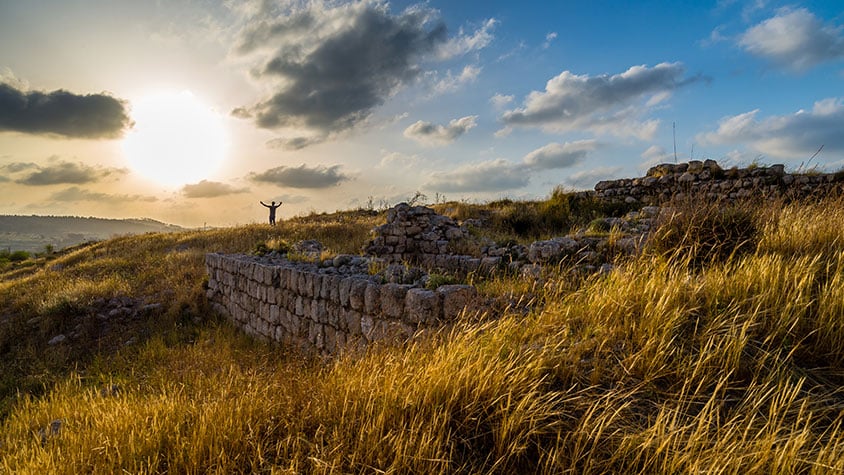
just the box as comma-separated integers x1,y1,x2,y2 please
1,0,843,227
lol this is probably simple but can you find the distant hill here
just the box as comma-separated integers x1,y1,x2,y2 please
0,215,186,253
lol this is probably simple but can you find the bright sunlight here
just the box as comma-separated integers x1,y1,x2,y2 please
122,91,228,187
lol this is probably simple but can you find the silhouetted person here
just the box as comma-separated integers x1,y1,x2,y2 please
260,200,282,225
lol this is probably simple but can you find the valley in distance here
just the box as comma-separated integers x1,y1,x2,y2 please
0,215,186,253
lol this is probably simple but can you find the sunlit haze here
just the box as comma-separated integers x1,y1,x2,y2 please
1,1,842,227
122,91,229,187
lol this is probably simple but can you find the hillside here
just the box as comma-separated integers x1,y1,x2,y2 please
0,215,185,253
1,192,844,473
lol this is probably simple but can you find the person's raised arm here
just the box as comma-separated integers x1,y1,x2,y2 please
260,201,269,208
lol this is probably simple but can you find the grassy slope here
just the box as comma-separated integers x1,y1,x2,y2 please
1,200,844,473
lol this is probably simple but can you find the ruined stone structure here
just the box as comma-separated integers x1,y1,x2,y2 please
207,160,844,355
205,253,477,355
594,159,844,205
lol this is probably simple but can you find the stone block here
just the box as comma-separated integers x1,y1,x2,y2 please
381,283,411,318
437,285,477,320
339,278,353,307
349,279,368,311
404,288,442,325
364,282,382,315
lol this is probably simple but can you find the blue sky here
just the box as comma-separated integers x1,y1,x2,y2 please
1,0,842,226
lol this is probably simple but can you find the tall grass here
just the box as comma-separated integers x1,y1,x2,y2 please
2,199,844,473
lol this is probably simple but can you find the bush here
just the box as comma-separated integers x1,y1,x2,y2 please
647,199,760,266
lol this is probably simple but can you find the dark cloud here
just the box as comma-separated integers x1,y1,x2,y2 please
266,135,327,150
49,186,158,203
235,2,447,133
697,97,844,159
16,160,124,186
250,163,350,188
181,180,250,198
501,63,702,139
0,161,37,173
739,8,844,71
0,81,131,138
403,115,477,146
425,140,597,192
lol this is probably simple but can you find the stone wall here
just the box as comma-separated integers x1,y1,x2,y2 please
595,159,844,205
205,253,477,355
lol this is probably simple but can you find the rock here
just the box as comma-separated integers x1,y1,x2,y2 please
437,285,477,320
48,334,66,346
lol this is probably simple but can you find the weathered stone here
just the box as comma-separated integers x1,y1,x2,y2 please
381,283,411,318
437,285,477,320
349,279,368,311
404,288,442,325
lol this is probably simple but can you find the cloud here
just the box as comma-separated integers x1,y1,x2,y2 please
738,7,844,71
425,139,597,192
15,160,124,186
565,166,624,189
431,65,481,95
181,180,250,198
490,93,514,108
436,18,497,59
265,135,327,150
0,161,37,173
501,62,702,140
403,115,477,146
249,163,350,188
640,145,674,168
378,151,421,168
234,1,448,133
697,97,844,159
522,141,595,170
49,186,157,203
0,81,130,138
426,158,530,192
542,32,558,49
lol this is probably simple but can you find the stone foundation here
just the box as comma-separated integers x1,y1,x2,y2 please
205,253,477,355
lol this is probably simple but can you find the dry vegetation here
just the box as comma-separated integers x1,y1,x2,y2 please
1,196,844,473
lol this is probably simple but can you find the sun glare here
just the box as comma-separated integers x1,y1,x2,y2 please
122,91,229,187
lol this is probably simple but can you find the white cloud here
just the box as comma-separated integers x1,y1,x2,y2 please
489,93,514,108
501,62,701,140
437,18,497,59
640,145,673,168
426,158,529,192
697,98,844,159
522,140,598,170
403,115,478,146
425,140,597,192
378,151,421,168
542,31,558,49
565,166,623,189
432,65,481,94
739,7,844,71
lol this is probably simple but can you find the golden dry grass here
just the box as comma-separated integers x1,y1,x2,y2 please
2,198,844,473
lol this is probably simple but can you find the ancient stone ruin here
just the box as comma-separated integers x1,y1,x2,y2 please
205,253,477,355
207,160,844,355
594,159,844,205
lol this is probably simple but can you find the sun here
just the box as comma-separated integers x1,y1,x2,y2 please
122,91,229,187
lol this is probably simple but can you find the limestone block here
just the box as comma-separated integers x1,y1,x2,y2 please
346,310,362,335
381,283,411,318
404,288,442,325
339,278,353,307
324,325,336,353
361,314,375,340
437,285,478,320
349,279,368,311
364,283,382,315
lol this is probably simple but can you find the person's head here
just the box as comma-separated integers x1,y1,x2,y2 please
271,201,276,205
